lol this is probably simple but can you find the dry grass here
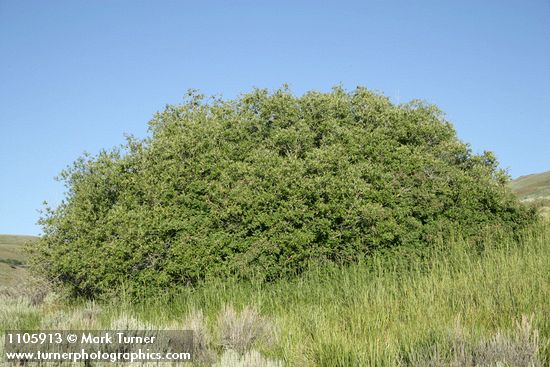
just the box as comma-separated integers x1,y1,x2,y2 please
41,302,101,330
0,274,55,306
218,305,277,355
214,349,283,367
182,308,217,364
0,294,38,330
408,315,541,367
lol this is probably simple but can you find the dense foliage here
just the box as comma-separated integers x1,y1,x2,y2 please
32,87,534,297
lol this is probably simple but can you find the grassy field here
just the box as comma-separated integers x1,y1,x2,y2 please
0,234,36,287
1,223,549,366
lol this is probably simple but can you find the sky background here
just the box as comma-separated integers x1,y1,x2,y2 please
1,0,549,235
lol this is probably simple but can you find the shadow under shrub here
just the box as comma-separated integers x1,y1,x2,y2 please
30,86,535,298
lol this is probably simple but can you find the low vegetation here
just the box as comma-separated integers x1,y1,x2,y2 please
2,223,549,366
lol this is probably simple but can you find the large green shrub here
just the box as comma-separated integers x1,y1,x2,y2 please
31,87,534,297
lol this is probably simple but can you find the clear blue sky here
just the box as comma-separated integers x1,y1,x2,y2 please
1,1,549,235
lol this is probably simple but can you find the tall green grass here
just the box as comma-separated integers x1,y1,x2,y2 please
135,224,549,366
2,223,549,366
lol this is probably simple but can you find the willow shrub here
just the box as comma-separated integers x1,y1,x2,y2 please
31,87,535,298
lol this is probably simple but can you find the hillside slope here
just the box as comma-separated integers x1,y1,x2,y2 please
0,234,37,287
511,170,550,218
511,170,550,201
